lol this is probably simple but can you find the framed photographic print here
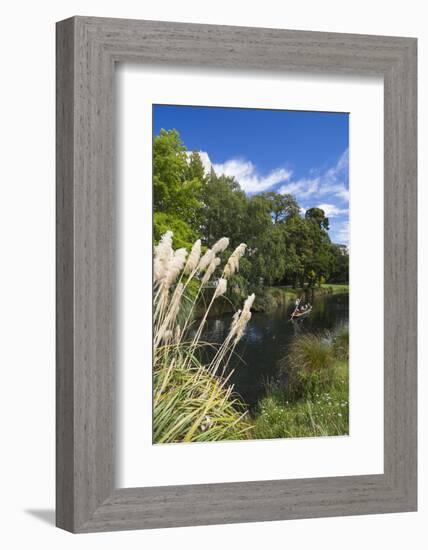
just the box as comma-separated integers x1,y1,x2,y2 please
56,17,417,532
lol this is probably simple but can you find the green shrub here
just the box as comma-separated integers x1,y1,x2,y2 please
253,290,277,312
282,333,336,398
253,328,349,439
333,326,349,360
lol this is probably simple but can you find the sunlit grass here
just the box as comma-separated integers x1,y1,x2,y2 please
321,283,350,293
154,346,252,443
333,326,349,361
252,329,349,439
252,376,349,439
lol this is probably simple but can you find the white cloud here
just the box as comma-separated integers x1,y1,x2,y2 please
279,149,349,202
187,151,292,193
330,220,350,246
187,148,349,201
317,203,349,218
279,178,320,198
212,158,292,193
334,187,349,201
196,151,212,174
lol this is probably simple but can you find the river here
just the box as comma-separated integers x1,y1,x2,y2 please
200,291,349,409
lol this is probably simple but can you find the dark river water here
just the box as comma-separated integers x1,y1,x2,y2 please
200,291,349,408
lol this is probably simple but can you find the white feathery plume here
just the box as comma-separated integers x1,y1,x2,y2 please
231,309,241,328
168,283,184,322
228,309,241,338
235,312,252,343
197,248,215,272
156,283,184,346
212,237,230,254
184,239,201,274
224,243,247,278
214,278,227,298
154,231,173,285
243,292,256,312
201,257,221,285
162,330,173,344
230,293,255,343
164,248,188,289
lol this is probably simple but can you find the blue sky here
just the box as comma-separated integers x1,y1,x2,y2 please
153,105,349,245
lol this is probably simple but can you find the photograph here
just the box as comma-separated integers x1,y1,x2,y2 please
152,104,350,444
0,2,419,542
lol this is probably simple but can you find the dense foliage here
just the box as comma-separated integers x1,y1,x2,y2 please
253,330,349,439
153,129,349,290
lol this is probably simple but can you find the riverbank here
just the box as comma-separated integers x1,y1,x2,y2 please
250,330,349,439
155,232,349,441
251,360,348,438
199,283,349,317
321,283,349,293
253,283,349,313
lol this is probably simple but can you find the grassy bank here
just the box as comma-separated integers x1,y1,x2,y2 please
321,283,349,294
196,283,349,317
251,329,349,438
253,283,349,313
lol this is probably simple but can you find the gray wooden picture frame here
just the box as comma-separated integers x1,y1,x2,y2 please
56,16,417,533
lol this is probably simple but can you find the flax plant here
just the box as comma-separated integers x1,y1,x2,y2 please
153,232,254,443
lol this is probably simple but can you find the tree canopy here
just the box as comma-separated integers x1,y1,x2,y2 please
153,129,349,289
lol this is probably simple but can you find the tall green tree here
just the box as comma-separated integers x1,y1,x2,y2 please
252,224,287,285
329,244,349,283
305,207,330,231
152,128,348,287
283,216,312,286
261,192,300,223
153,130,204,247
201,170,248,247
245,195,272,244
186,150,207,183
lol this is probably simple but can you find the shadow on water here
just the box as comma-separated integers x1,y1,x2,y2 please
201,291,349,409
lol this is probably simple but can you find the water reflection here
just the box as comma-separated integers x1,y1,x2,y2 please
200,292,349,408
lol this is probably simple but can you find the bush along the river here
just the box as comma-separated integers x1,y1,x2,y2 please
252,329,349,439
153,231,254,443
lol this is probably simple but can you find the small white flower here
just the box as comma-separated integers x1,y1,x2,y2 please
200,415,213,432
